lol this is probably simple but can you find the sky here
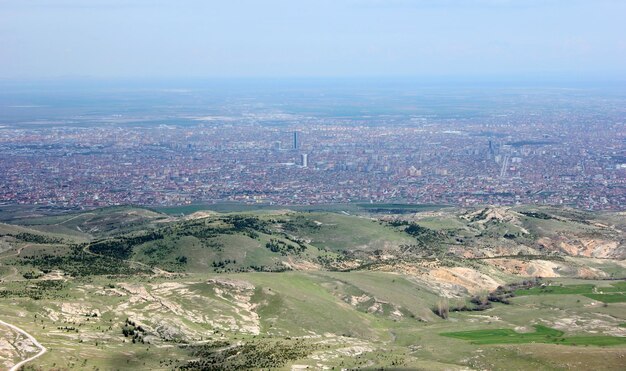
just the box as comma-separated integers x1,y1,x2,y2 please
1,0,625,81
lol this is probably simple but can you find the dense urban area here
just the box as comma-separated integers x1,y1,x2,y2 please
1,87,625,210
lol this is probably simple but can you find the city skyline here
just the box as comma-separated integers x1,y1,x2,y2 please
1,86,624,211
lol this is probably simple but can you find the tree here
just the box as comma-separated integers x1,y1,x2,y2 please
436,298,449,319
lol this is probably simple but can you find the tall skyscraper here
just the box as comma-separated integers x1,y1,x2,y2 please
293,131,299,150
300,153,308,168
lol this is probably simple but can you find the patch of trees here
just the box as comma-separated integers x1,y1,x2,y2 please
88,231,164,260
469,208,491,222
22,270,44,279
398,242,447,258
433,297,490,318
225,216,271,234
245,263,291,273
180,339,315,370
14,232,65,244
265,239,306,255
213,259,295,273
202,239,224,251
281,234,308,250
57,326,78,332
519,211,555,220
165,216,271,241
142,241,171,259
501,278,542,291
212,259,236,270
0,280,66,300
173,224,222,239
387,219,410,227
432,278,542,319
122,318,146,344
316,254,349,270
282,216,322,232
403,224,442,249
21,244,150,277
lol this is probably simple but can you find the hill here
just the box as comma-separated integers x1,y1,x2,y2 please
0,205,624,370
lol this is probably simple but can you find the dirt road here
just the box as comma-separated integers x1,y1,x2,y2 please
0,319,47,371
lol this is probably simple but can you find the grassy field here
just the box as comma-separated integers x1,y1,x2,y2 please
442,324,626,346
278,212,415,253
515,281,626,303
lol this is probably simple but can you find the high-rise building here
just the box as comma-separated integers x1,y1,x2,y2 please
300,153,308,167
293,131,299,150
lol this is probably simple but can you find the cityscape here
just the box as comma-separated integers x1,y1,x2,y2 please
1,87,624,210
1,0,626,369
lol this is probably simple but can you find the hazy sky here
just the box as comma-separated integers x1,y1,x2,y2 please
1,0,625,80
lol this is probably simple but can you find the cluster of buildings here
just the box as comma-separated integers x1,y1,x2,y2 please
1,111,624,210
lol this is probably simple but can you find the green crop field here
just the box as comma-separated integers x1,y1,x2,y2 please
583,293,626,303
442,325,626,346
515,282,626,303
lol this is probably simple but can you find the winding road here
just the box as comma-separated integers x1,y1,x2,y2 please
0,244,47,369
0,319,47,371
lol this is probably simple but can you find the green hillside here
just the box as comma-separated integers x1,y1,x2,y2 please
0,205,625,370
